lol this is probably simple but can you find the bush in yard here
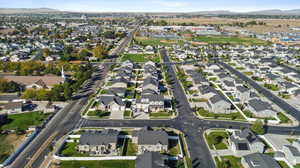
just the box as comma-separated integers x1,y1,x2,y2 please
250,120,265,135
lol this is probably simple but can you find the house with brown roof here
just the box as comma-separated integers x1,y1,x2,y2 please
3,75,65,90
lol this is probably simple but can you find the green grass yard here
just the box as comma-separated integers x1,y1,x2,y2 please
215,156,243,168
0,111,49,131
122,54,160,63
205,130,229,150
150,112,173,119
277,161,289,168
196,107,245,120
123,139,137,156
278,112,291,124
56,160,135,168
60,142,88,157
134,37,184,46
192,36,269,45
87,110,111,119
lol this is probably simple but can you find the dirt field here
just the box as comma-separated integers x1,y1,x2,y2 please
6,134,27,150
157,17,300,33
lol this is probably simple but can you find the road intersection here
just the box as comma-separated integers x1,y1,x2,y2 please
7,40,300,168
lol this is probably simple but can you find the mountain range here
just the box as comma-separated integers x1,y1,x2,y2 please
1,8,300,15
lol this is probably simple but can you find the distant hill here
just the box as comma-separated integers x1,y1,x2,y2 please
0,8,61,14
188,9,300,16
1,8,300,16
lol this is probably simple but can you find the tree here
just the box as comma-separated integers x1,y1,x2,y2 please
63,83,73,100
42,48,50,57
250,120,265,135
77,48,92,60
103,31,115,39
92,45,106,59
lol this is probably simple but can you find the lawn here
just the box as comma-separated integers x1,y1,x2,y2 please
123,139,137,156
124,111,132,119
196,107,245,120
236,67,245,71
243,71,254,76
278,112,291,124
190,98,208,102
277,161,289,168
287,138,297,144
150,112,172,119
215,156,243,168
87,110,111,119
121,54,160,63
192,35,269,45
56,160,135,168
264,83,280,91
168,139,181,156
0,111,49,131
205,130,229,150
134,37,183,46
60,142,88,157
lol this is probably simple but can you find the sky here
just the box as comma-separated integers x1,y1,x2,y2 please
1,0,300,12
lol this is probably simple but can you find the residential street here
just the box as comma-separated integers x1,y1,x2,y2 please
7,48,300,168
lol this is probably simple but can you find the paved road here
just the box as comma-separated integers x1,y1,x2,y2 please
8,37,300,168
8,28,137,168
219,61,300,122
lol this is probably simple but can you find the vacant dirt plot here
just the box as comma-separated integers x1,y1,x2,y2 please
158,17,300,33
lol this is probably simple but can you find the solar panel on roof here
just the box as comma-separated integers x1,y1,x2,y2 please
237,143,249,150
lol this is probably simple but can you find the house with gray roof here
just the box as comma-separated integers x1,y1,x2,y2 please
132,127,169,154
142,76,159,95
282,137,300,165
78,129,119,156
222,80,236,92
207,94,232,114
264,73,283,85
97,96,125,118
241,153,280,168
198,85,216,99
279,81,299,94
234,86,251,103
135,152,169,168
136,94,164,113
246,99,277,118
228,129,265,156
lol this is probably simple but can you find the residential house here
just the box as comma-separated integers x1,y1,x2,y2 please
78,129,119,156
135,152,169,168
235,86,251,103
3,75,65,90
132,127,169,154
246,99,277,118
142,76,159,95
282,138,300,165
136,94,164,113
241,153,281,168
198,85,216,99
207,94,232,114
97,95,125,113
279,81,299,94
228,129,265,155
